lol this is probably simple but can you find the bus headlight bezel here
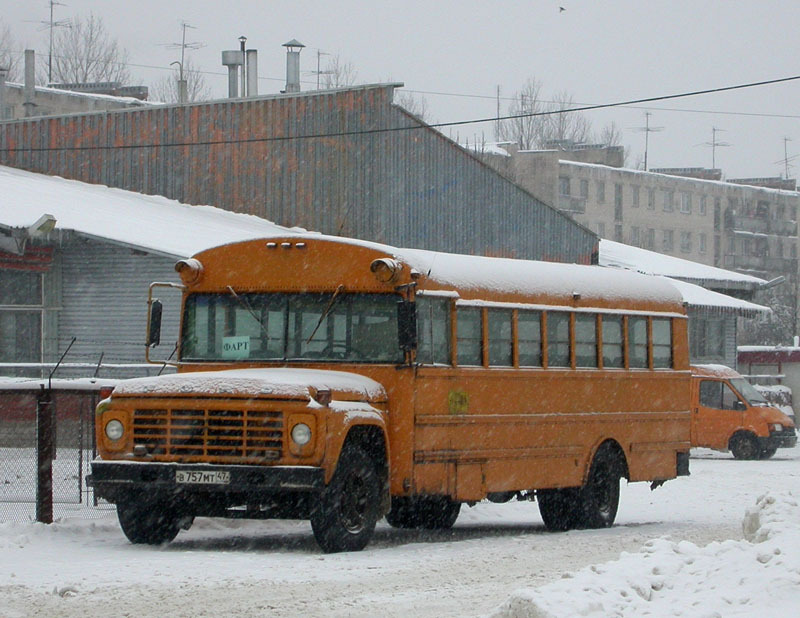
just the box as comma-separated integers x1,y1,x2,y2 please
105,419,124,441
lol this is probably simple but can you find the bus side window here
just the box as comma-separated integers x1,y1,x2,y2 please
575,313,598,368
416,297,451,365
628,316,649,368
602,315,624,368
547,311,571,368
456,306,482,366
652,318,672,368
488,309,513,366
518,311,542,367
700,380,741,410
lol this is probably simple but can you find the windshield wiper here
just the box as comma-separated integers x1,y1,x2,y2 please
305,285,345,344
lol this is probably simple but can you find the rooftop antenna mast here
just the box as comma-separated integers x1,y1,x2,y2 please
310,49,332,89
701,127,731,169
26,1,71,83
161,21,205,103
631,112,663,171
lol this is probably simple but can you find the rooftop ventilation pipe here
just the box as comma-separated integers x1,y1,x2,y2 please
0,67,7,120
221,49,243,98
246,49,258,97
24,49,36,117
282,39,304,93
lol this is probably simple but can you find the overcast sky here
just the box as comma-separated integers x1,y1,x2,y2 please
3,1,800,179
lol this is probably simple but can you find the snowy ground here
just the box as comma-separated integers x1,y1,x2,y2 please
0,446,798,617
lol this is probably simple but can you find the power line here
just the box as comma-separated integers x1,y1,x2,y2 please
3,73,800,154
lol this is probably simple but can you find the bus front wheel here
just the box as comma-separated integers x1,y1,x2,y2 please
310,445,380,553
729,432,760,460
116,496,181,545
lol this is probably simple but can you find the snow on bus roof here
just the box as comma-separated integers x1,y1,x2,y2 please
0,165,303,259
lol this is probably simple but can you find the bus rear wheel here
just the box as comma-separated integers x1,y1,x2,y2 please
310,445,380,553
537,488,581,531
385,496,461,529
729,432,760,460
577,446,622,529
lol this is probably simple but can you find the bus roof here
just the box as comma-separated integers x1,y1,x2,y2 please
192,234,686,314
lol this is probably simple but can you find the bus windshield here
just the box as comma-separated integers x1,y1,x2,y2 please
730,378,769,406
181,292,403,363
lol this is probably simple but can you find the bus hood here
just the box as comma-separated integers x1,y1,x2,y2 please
753,404,796,428
112,368,387,402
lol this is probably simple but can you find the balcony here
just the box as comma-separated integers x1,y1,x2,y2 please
727,215,798,236
558,194,586,214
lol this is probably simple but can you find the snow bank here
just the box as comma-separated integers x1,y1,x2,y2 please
490,492,800,618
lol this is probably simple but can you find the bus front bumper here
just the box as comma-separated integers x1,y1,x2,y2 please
87,460,326,503
759,429,797,450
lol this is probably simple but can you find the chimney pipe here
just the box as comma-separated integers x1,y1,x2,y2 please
246,49,258,97
0,67,7,120
221,50,243,98
24,49,36,117
282,39,304,94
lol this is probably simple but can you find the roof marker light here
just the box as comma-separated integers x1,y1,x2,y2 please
370,258,402,283
174,258,204,285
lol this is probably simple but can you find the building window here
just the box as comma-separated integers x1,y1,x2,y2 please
648,189,656,210
559,176,571,196
680,231,692,253
0,270,43,377
579,179,589,199
680,192,692,214
632,185,640,208
714,200,721,231
663,230,674,252
646,228,655,250
663,190,674,212
614,224,623,241
690,317,725,360
597,222,605,237
630,226,641,246
596,181,606,204
699,233,707,253
699,195,707,216
614,183,623,208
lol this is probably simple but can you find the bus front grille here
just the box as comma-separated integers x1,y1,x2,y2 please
132,407,284,461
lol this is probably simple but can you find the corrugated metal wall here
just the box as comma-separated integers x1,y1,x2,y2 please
54,238,181,377
0,85,596,263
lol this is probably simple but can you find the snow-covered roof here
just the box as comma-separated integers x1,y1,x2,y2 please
600,239,767,287
0,165,303,259
3,81,155,106
659,277,770,317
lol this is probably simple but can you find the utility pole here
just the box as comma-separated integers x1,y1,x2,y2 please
632,112,663,171
495,85,500,141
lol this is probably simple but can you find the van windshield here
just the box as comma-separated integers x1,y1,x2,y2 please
730,378,769,405
181,292,403,363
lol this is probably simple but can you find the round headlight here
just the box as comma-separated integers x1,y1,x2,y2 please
291,423,312,446
105,419,124,441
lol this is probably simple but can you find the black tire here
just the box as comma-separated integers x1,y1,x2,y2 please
577,445,622,529
385,496,461,530
538,487,581,531
117,498,181,545
729,432,760,460
759,446,778,460
310,445,381,553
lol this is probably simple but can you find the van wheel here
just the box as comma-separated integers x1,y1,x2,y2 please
759,446,778,459
538,488,581,531
310,445,380,553
385,497,461,529
577,445,622,529
117,497,181,545
729,432,760,460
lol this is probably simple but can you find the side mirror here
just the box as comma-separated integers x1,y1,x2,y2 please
735,400,747,412
148,299,163,348
397,300,417,352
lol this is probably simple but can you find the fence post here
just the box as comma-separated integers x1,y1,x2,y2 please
36,385,55,524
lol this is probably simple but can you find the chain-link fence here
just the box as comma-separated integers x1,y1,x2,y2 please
0,384,116,522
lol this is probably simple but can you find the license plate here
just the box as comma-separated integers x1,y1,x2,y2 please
176,470,231,485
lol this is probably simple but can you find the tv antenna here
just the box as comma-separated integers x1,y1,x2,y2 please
631,112,663,171
697,127,731,169
161,21,205,81
774,137,797,179
307,49,332,89
25,1,72,83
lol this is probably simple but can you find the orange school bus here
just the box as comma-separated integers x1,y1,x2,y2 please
88,235,691,552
